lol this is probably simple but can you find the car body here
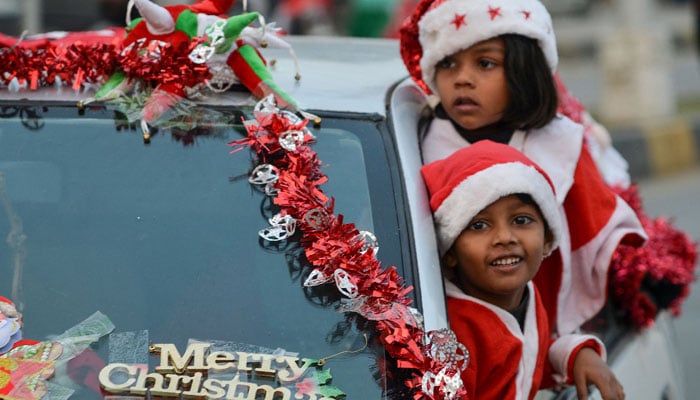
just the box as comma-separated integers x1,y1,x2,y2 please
0,35,686,399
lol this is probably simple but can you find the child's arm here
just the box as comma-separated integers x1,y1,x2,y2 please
572,347,625,400
548,335,623,399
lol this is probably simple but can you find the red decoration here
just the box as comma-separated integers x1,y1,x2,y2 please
230,99,467,399
0,29,207,95
0,42,120,91
118,39,211,96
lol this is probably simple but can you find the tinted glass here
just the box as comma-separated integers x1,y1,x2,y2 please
0,103,408,399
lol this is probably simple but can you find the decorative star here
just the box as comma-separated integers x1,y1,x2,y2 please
488,6,502,20
451,13,467,30
521,10,532,20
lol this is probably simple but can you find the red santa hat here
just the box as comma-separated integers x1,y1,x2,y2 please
400,0,557,94
421,140,562,256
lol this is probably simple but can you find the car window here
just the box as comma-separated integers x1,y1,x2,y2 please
0,103,409,399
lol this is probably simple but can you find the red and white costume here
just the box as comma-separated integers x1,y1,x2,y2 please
421,140,615,398
445,280,605,400
422,116,647,334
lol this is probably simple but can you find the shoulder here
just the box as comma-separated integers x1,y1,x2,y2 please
524,115,585,152
541,114,585,134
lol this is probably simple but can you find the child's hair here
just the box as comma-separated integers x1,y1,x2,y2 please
420,140,562,256
500,34,559,131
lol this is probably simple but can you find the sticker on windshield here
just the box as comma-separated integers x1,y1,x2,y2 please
1,309,114,400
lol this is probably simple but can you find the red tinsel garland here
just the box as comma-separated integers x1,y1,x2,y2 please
0,38,210,95
118,39,211,93
0,43,120,90
229,101,468,400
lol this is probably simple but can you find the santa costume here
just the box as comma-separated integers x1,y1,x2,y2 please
400,0,651,335
421,141,606,399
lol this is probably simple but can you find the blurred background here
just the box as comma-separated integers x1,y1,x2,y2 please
0,0,695,39
0,0,695,35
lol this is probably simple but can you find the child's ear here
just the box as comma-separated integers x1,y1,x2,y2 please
443,248,458,268
543,229,555,256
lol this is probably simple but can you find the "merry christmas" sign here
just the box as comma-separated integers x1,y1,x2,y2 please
99,342,343,399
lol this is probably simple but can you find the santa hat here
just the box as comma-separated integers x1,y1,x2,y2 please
421,140,562,256
400,0,557,95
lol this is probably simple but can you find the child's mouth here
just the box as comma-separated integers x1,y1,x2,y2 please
490,256,523,268
453,97,479,111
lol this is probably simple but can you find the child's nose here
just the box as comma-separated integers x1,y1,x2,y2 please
493,224,517,245
455,66,475,88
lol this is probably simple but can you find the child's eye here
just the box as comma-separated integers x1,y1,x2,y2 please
478,59,497,69
467,220,488,230
513,215,535,225
436,58,456,69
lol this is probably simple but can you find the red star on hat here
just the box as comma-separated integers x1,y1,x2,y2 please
451,13,467,29
488,6,502,20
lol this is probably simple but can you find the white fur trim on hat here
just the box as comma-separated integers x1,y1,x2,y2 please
418,0,557,94
434,162,562,256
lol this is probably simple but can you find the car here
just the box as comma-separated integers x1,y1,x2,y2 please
0,34,687,400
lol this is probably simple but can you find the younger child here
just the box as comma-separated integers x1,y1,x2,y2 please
421,140,625,400
400,0,647,335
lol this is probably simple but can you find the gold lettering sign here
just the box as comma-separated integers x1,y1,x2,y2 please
98,343,339,400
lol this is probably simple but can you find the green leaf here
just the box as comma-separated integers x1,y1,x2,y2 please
319,385,346,398
314,368,333,385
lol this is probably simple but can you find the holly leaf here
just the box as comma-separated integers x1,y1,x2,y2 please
314,368,332,385
319,384,346,398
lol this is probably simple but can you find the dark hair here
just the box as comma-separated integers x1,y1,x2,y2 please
499,34,558,131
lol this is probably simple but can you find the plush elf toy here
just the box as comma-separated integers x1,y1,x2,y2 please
89,0,301,137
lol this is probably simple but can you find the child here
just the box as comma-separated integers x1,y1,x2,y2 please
400,0,647,335
421,140,625,400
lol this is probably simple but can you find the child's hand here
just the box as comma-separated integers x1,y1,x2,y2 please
572,347,625,400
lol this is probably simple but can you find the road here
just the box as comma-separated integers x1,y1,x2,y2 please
637,167,700,398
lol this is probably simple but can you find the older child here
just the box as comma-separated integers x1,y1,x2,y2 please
422,140,625,400
400,0,647,335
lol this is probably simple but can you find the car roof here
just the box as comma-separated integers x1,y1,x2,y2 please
0,35,408,116
267,36,408,115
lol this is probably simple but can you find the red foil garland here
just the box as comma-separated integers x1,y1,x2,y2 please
117,39,211,96
0,43,120,90
1,36,210,95
229,104,468,399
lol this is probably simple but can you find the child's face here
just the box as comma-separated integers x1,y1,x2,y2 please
434,38,509,132
444,194,553,310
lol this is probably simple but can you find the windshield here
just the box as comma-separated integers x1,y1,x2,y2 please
0,103,409,399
